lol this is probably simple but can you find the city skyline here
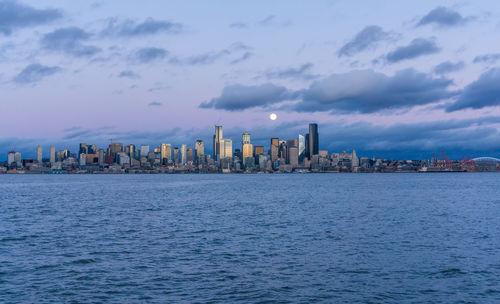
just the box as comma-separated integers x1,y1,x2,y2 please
1,1,500,160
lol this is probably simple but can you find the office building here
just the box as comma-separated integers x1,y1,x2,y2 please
195,140,204,163
140,145,149,158
270,138,279,161
173,147,179,164
308,123,319,157
181,144,187,164
221,139,232,159
160,143,171,163
213,125,223,160
36,146,42,163
298,134,305,161
187,148,193,163
255,145,264,156
50,146,55,163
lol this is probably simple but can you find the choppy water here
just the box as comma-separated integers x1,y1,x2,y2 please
1,173,499,303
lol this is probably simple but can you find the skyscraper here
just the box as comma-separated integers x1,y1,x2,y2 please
195,140,204,162
50,146,55,163
187,148,193,163
254,145,264,156
308,123,318,158
213,125,223,160
36,145,42,163
286,139,298,164
173,147,179,164
222,139,232,158
270,138,279,161
140,145,149,158
298,134,305,162
181,144,187,164
160,143,171,163
79,143,88,155
242,132,253,160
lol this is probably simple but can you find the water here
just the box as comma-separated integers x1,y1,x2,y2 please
0,174,499,303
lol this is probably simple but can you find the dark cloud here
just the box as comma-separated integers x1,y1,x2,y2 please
0,0,62,35
40,27,101,57
148,101,162,106
386,38,440,63
338,25,395,57
102,18,182,37
446,68,500,112
265,63,318,80
294,69,454,113
433,61,464,75
417,7,469,28
118,70,140,79
473,53,500,64
12,63,61,84
199,83,291,111
133,47,168,63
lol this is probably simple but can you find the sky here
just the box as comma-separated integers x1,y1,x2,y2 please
1,0,500,160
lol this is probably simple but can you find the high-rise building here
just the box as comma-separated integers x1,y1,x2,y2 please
127,144,135,160
89,144,98,154
187,148,193,163
221,139,232,159
7,151,15,166
181,144,187,164
50,146,55,163
352,149,359,168
14,152,21,167
79,143,88,155
98,149,104,166
254,145,264,156
213,125,223,160
173,147,179,164
140,145,149,157
242,132,253,161
160,144,172,163
298,134,305,162
195,140,204,163
305,133,309,158
288,147,299,167
286,139,298,165
270,138,279,161
36,145,42,163
308,123,319,157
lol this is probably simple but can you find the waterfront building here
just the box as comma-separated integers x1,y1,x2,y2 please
36,146,42,163
50,146,55,163
308,123,319,157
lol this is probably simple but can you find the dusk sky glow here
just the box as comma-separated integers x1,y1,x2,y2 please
2,0,500,160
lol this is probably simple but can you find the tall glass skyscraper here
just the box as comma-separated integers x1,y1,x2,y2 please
308,123,318,157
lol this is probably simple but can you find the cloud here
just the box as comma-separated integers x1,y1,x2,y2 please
258,15,291,27
386,38,440,63
102,18,182,37
230,51,253,64
12,63,61,84
148,101,162,106
433,61,464,75
229,22,247,29
0,0,62,35
118,70,140,79
199,83,291,111
446,68,500,112
473,53,500,64
265,63,318,80
293,69,454,113
133,47,168,63
40,27,101,57
338,26,395,57
417,7,470,28
170,43,252,66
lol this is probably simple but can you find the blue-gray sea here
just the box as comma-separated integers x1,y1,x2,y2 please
1,173,499,303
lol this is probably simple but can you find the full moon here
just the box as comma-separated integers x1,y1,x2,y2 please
269,113,277,121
